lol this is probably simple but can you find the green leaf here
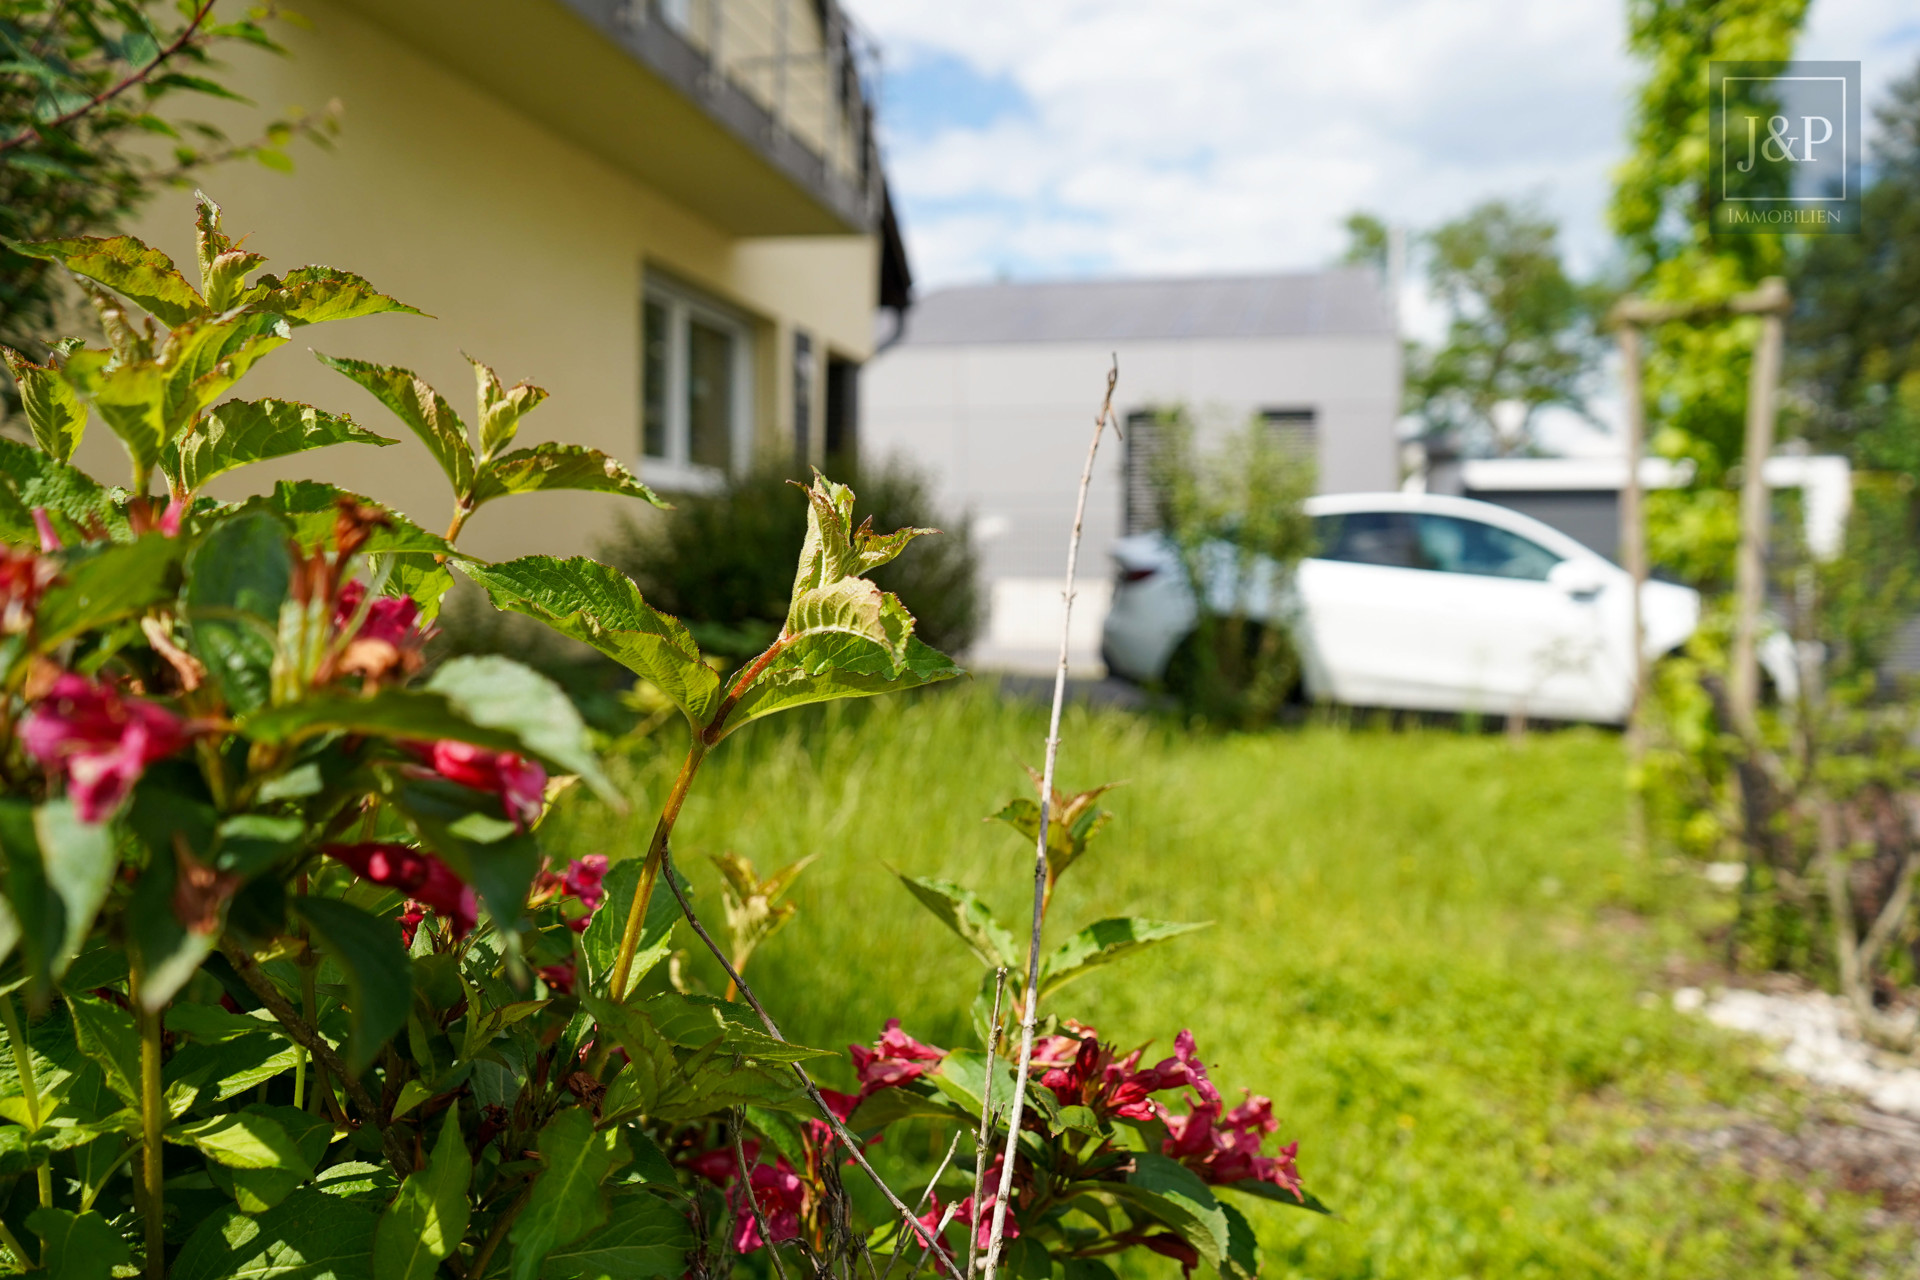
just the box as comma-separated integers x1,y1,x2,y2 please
638,992,835,1062
786,578,911,661
208,1104,334,1212
1105,1153,1229,1267
156,310,292,430
244,266,424,327
787,472,935,603
540,1191,693,1279
0,799,79,991
1038,919,1211,999
461,557,719,730
195,194,267,311
64,993,140,1107
35,533,183,650
61,353,169,473
510,1109,628,1280
1218,1200,1260,1280
25,1207,131,1280
894,874,1018,970
1221,1177,1333,1215
2,348,85,461
722,635,963,739
123,780,220,1008
316,354,474,497
171,1187,378,1280
244,686,534,755
927,1048,1018,1119
426,655,617,805
33,801,116,977
374,1106,471,1280
7,234,205,327
580,859,679,998
173,399,396,491
292,897,410,1073
0,438,127,546
166,1002,279,1043
471,443,663,510
165,1037,299,1111
471,357,547,460
169,1110,309,1170
185,511,291,716
253,480,463,561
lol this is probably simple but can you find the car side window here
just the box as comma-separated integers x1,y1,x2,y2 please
1414,514,1561,581
1311,512,1421,568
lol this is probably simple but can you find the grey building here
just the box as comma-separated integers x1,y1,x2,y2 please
861,270,1401,671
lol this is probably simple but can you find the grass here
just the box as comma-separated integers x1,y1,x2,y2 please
550,681,1912,1279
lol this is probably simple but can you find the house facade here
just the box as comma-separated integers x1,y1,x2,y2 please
96,0,906,562
861,270,1401,672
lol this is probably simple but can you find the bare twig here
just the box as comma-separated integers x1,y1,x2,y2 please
981,359,1121,1280
658,847,965,1280
906,1203,962,1280
967,970,1008,1279
733,1110,794,1280
881,1131,962,1280
220,940,413,1177
0,1,218,155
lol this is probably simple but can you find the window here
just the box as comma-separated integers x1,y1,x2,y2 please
1260,407,1317,462
825,355,859,461
1123,409,1162,535
1414,514,1560,581
1312,511,1420,568
641,278,753,488
792,331,814,471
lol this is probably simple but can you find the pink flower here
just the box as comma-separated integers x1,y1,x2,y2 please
159,495,185,538
849,1019,947,1098
20,674,187,821
914,1158,1018,1252
538,960,577,996
686,1140,809,1253
332,580,427,683
0,545,57,635
563,855,608,919
1155,1030,1303,1201
413,740,546,829
397,902,427,948
30,507,59,553
326,842,478,938
1038,1027,1205,1122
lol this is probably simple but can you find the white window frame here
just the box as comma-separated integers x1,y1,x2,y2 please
641,276,754,493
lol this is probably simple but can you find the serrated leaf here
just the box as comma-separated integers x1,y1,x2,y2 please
169,1110,309,1170
63,994,139,1107
245,266,423,327
25,1206,130,1280
156,310,292,430
471,357,546,459
540,1190,693,1279
894,874,1018,970
510,1109,628,1280
291,897,410,1073
173,399,395,491
316,354,474,496
638,992,834,1062
243,686,532,755
185,511,291,716
252,479,463,560
462,557,719,730
722,634,963,739
166,1002,279,1043
7,233,205,327
580,859,679,998
36,533,183,650
63,356,168,473
786,577,911,661
788,472,935,601
2,348,85,461
0,437,127,546
1038,919,1211,999
209,1105,334,1213
470,443,662,509
425,655,617,805
374,1106,470,1280
171,1187,378,1280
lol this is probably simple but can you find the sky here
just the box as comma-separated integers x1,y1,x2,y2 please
847,0,1920,294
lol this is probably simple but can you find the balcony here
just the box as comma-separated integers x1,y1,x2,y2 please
338,0,889,238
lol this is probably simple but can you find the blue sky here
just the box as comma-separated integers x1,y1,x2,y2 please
847,0,1920,292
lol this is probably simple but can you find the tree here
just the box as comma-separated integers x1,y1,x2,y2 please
0,1,334,373
1791,56,1920,480
1404,199,1597,457
1340,210,1390,273
1610,0,1808,585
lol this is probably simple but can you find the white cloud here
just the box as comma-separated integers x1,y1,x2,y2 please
848,0,1920,289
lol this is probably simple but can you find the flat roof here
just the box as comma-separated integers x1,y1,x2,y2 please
895,268,1395,346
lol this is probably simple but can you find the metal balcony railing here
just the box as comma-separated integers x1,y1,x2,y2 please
588,0,885,232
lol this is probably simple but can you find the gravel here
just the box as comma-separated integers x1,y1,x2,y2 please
1676,985,1920,1117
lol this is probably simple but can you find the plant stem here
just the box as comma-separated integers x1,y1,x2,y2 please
468,1183,530,1279
603,736,707,1005
0,993,51,1210
0,0,216,154
0,1219,30,1272
733,1111,794,1280
966,970,1009,1279
658,846,964,1280
131,965,167,1280
981,360,1119,1280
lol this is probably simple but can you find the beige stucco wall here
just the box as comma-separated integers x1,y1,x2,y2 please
83,0,878,562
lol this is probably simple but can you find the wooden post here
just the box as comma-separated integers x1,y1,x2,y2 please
1618,320,1649,760
1729,276,1789,731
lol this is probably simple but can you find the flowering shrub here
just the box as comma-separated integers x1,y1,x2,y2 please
0,198,1318,1280
0,198,963,1278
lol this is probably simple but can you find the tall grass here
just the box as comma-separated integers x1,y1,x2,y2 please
549,683,1907,1279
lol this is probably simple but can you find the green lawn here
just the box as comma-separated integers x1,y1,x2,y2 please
550,682,1909,1279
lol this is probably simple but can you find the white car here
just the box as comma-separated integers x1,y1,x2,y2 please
1101,491,1760,724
